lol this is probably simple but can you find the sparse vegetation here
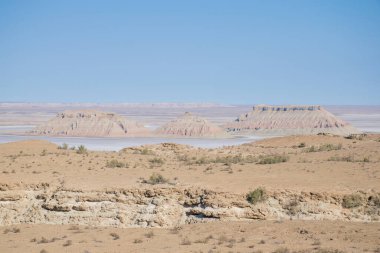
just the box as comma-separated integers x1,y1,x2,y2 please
298,142,306,148
58,143,68,150
149,157,165,166
257,154,288,164
247,187,267,204
40,149,47,156
134,148,155,155
110,232,120,240
134,238,143,243
63,240,72,247
3,227,20,234
345,134,367,140
304,143,342,152
76,145,87,154
273,248,290,253
106,159,128,168
187,154,257,165
342,194,363,208
328,155,370,163
144,231,154,238
284,199,301,215
180,237,192,245
143,173,169,185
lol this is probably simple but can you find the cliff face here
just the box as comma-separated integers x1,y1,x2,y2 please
224,105,359,136
155,112,225,137
30,110,149,137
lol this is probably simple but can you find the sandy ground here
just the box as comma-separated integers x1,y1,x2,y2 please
1,221,379,253
0,134,379,193
1,134,380,252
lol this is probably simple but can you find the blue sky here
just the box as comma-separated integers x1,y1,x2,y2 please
1,0,379,105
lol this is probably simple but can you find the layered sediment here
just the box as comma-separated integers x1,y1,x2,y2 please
0,185,378,228
156,112,225,137
224,105,359,136
29,110,149,137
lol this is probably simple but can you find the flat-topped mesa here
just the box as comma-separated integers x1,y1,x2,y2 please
225,105,360,136
30,110,149,137
252,105,322,112
155,112,226,137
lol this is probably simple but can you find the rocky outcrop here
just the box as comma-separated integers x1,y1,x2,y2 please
155,112,225,137
29,110,149,137
0,186,378,228
224,105,359,136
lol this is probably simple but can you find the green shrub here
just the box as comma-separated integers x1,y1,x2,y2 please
76,145,87,154
246,187,267,204
106,159,128,168
342,194,363,208
257,155,288,164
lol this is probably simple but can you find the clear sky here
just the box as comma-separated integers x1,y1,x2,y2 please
1,0,379,105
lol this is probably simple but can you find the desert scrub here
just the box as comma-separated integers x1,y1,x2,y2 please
110,232,120,240
143,173,168,185
106,159,128,168
257,154,288,164
149,158,165,166
76,145,87,154
57,143,68,150
246,187,267,204
368,194,380,207
134,148,155,155
328,155,370,163
298,142,306,148
342,194,363,208
40,149,47,156
304,143,342,152
284,199,301,215
345,133,367,140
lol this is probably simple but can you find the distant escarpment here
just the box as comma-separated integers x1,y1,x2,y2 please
224,105,359,136
30,110,149,137
155,112,226,137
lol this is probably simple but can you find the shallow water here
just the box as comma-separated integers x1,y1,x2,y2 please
0,134,260,151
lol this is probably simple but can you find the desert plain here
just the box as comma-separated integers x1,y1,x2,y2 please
0,104,380,253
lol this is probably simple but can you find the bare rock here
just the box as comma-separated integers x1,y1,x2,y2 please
156,112,226,137
224,105,360,136
29,110,149,137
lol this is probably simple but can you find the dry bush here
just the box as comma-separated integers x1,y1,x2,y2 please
304,143,342,152
342,194,363,208
110,232,120,240
106,160,128,168
257,154,288,164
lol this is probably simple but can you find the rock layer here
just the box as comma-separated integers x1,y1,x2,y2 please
156,112,225,137
224,105,359,136
30,110,149,137
0,185,378,228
